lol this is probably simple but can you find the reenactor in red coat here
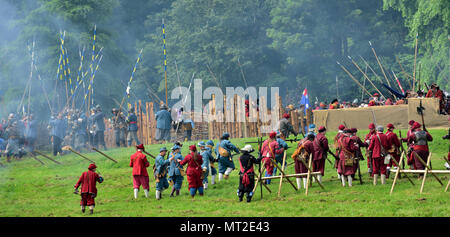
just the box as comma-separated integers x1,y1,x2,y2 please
407,122,433,172
334,124,346,178
368,126,390,185
385,123,401,176
337,129,358,187
292,133,315,189
261,131,283,184
312,126,328,183
401,120,416,168
364,123,376,176
350,128,367,178
74,163,104,214
179,145,204,197
130,144,150,199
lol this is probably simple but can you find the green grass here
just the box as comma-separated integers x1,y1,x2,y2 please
0,129,449,217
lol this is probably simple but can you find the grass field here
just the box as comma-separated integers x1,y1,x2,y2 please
0,129,448,217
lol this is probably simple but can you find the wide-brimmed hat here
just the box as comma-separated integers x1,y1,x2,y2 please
240,144,254,153
160,147,167,152
88,163,97,170
136,144,145,150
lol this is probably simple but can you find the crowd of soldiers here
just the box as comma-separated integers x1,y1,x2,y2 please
310,83,449,115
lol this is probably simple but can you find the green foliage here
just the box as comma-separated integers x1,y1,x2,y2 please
0,0,448,118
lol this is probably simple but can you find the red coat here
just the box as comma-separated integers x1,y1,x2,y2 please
295,139,314,174
179,152,203,188
313,132,329,161
337,135,358,176
261,139,282,175
130,151,150,177
74,170,102,194
368,132,389,159
386,131,400,152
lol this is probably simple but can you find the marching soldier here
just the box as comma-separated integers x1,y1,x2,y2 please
350,128,367,179
74,163,104,214
364,123,376,176
73,111,88,151
385,123,401,175
215,133,240,182
273,131,288,177
130,144,150,199
154,147,170,200
168,144,184,197
179,145,204,198
337,129,358,187
292,133,315,189
334,124,346,178
260,131,283,184
24,113,37,153
91,105,107,150
368,126,390,185
111,108,127,147
5,119,21,161
49,113,67,156
126,107,141,147
312,126,329,183
206,140,217,185
407,122,433,173
277,113,297,140
237,144,262,202
401,120,416,168
198,141,213,190
155,104,172,143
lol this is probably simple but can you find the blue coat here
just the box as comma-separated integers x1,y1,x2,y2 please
155,154,170,178
127,113,138,131
49,118,67,139
200,149,214,173
91,112,105,131
168,152,184,177
155,109,172,130
25,120,38,139
215,139,240,160
275,138,288,161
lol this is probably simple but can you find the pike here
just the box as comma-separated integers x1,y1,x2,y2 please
336,61,373,98
33,150,62,165
412,33,419,91
29,152,45,165
416,99,426,131
62,146,95,163
348,56,386,100
395,55,413,89
369,41,393,89
91,147,118,163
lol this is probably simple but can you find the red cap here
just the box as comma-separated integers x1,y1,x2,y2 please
412,122,421,130
189,145,197,152
351,128,357,133
338,124,345,130
283,113,290,119
88,163,97,170
408,120,415,126
387,123,394,129
368,123,375,129
373,93,379,96
269,131,277,139
318,126,326,132
136,144,145,150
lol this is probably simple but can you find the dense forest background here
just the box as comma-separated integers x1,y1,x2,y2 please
0,0,448,119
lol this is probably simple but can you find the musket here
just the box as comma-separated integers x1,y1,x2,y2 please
62,145,95,163
33,150,62,165
91,147,118,163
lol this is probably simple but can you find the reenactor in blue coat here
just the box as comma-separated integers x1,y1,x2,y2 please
168,144,184,196
198,141,213,190
24,114,38,153
49,113,67,156
155,104,172,143
91,105,107,150
126,107,140,147
154,147,170,200
215,133,240,182
206,140,217,185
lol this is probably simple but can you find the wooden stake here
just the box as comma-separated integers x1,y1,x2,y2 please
413,152,443,186
419,152,431,194
277,151,287,197
33,150,62,165
91,147,118,163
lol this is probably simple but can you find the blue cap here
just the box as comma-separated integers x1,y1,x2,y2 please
222,133,230,139
198,141,206,147
309,124,316,129
172,145,181,151
206,140,214,146
160,147,167,152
